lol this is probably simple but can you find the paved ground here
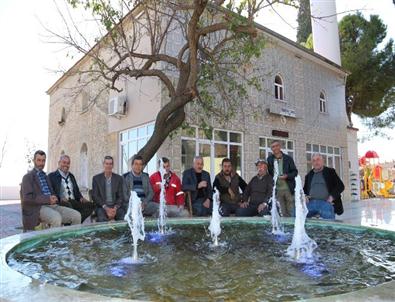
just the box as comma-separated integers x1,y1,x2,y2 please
1,198,394,238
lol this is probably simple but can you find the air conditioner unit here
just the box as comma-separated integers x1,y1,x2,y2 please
108,96,127,117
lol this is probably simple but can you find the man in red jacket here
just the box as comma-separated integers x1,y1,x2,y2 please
150,157,189,217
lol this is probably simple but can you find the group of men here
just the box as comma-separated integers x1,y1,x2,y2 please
20,140,344,231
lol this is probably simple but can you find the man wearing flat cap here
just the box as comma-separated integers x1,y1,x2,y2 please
236,159,273,217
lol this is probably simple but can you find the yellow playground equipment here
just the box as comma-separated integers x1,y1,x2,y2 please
360,151,395,199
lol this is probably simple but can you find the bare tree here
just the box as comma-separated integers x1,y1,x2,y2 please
0,136,7,170
46,0,297,164
24,139,37,172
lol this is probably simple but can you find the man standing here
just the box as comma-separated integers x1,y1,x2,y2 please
21,150,81,231
150,157,189,217
48,155,94,223
123,155,155,216
182,156,212,216
303,153,344,220
267,140,298,217
92,156,125,222
213,158,247,216
236,159,273,217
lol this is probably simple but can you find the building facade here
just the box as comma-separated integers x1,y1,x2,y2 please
47,11,352,200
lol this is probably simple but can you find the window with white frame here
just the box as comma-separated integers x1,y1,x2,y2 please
181,127,243,178
119,122,156,175
319,91,327,113
259,137,295,160
306,143,342,177
274,75,284,101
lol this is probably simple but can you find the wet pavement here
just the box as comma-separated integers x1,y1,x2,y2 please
1,198,394,238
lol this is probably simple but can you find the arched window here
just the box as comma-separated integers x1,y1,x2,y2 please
320,91,327,113
274,75,284,101
58,108,66,125
80,143,88,189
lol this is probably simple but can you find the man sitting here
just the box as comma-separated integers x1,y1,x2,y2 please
150,157,189,217
213,158,247,216
92,156,125,222
21,150,81,231
236,159,273,217
182,156,212,216
304,153,344,220
123,155,155,216
48,155,94,223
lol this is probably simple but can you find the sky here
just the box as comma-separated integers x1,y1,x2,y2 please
0,0,394,186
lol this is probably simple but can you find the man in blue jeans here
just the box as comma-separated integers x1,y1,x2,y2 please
303,153,345,220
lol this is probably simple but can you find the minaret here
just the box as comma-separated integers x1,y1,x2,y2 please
309,0,341,65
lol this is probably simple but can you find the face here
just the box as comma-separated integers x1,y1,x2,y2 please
193,158,204,173
103,159,113,173
162,161,171,174
256,162,268,175
270,142,282,156
312,155,324,170
59,157,70,173
132,159,144,175
34,154,46,170
222,161,232,175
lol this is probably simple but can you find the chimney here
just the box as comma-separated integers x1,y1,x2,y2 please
309,0,341,65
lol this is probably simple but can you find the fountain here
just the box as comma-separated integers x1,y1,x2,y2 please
157,158,167,234
208,190,221,246
270,160,285,235
124,191,145,261
287,175,317,262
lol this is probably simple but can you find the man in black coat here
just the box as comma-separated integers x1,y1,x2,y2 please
48,155,94,222
267,140,298,217
303,153,344,219
182,156,212,216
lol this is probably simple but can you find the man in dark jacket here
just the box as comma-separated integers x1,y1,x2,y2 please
236,159,273,217
267,140,298,217
213,158,247,216
48,155,94,222
182,156,212,216
92,156,125,222
303,153,344,219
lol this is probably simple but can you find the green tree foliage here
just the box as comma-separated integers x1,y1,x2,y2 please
339,13,395,128
296,0,311,43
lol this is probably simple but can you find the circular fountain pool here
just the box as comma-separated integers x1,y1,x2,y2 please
2,218,395,301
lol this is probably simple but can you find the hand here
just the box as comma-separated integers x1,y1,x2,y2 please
49,195,58,205
240,202,249,208
105,207,116,219
279,174,288,180
327,195,334,204
258,202,267,213
198,181,207,189
80,197,90,203
203,199,210,208
305,195,310,203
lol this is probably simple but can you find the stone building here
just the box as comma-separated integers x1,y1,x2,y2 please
47,3,355,201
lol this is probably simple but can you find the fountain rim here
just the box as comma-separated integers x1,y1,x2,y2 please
0,217,394,302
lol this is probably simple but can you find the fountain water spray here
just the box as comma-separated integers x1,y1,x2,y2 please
124,191,145,260
270,160,284,235
158,158,167,234
208,190,221,246
286,176,317,262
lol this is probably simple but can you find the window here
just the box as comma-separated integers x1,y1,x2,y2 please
181,127,243,177
274,75,284,101
319,91,327,113
80,143,88,189
58,108,66,125
306,143,342,177
119,122,156,175
259,137,295,160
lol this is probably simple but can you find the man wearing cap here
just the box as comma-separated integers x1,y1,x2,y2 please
236,159,273,217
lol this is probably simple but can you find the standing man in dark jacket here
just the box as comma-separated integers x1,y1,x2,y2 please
182,156,212,216
267,140,298,217
303,153,344,219
213,158,247,216
236,159,273,217
48,155,94,223
92,156,125,222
